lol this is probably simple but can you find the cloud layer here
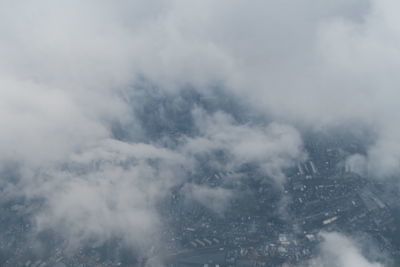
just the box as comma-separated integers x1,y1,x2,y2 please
0,0,399,263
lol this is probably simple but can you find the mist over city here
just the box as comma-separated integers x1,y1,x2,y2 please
0,1,400,266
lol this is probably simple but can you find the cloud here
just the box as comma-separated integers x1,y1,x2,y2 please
345,154,368,176
183,108,305,183
1,0,399,177
183,184,233,214
25,139,191,250
0,0,399,261
306,232,383,267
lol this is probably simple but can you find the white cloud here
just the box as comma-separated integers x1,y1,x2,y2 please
1,0,399,178
307,232,383,267
0,0,399,259
345,154,368,176
25,139,190,250
183,108,305,183
183,184,233,214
